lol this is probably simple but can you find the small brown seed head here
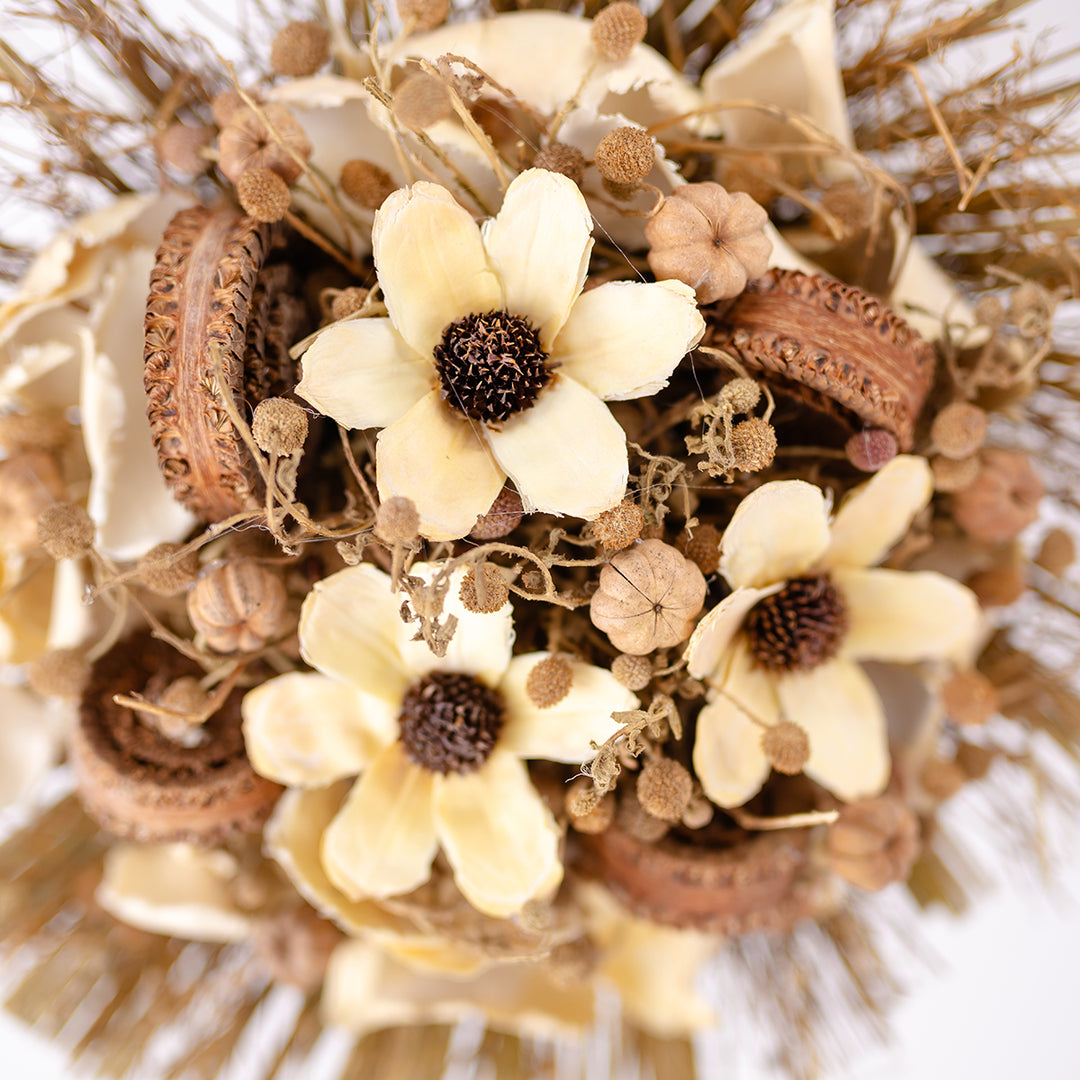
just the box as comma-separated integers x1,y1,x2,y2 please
760,720,810,775
211,89,247,128
237,166,291,222
616,789,670,842
459,563,509,614
251,398,308,455
941,670,999,726
966,564,1026,608
469,488,524,540
920,756,967,801
566,779,615,834
532,142,587,185
602,177,638,202
270,21,330,78
611,653,651,691
397,0,451,31
187,559,290,653
393,73,452,131
329,287,370,321
0,411,70,453
592,499,644,551
1035,527,1075,576
731,416,777,472
27,648,90,699
931,401,988,460
681,790,714,830
340,159,397,210
636,758,693,823
374,496,420,545
679,523,722,575
253,907,342,991
154,122,213,176
845,428,898,472
931,453,979,493
38,502,94,560
952,449,1043,543
955,742,995,780
594,126,655,185
591,2,647,62
719,377,761,414
218,104,311,186
525,654,574,708
137,542,199,597
827,795,920,892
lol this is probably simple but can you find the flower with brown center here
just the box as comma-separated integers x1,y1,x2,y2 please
644,183,772,304
685,456,981,807
242,562,636,916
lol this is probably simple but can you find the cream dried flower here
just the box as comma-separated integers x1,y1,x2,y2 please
243,562,636,917
684,456,982,807
645,183,772,304
296,169,704,540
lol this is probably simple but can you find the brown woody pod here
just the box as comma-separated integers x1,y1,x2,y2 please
187,559,290,653
71,634,282,845
707,269,936,450
144,205,310,521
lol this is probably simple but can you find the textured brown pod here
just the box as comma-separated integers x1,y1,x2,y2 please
70,634,282,845
187,559,290,653
144,205,310,521
707,269,936,450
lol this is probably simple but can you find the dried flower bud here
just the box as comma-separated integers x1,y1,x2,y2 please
681,789,714,829
591,499,644,551
760,720,810,775
955,742,995,781
532,142,587,185
525,654,573,708
827,795,920,892
593,127,655,185
719,377,761,414
236,166,291,222
974,295,1005,328
567,779,615,834
211,89,247,128
602,177,637,202
154,122,213,176
253,907,342,991
397,0,450,31
591,2,647,62
251,398,308,455
137,542,199,597
719,151,782,207
329,287,369,321
187,559,290,653
636,758,692,823
966,564,1026,608
1035,528,1075,576
920,756,966,801
375,496,420,544
645,183,771,304
340,159,397,210
941,669,998,726
931,453,979,493
730,416,777,472
931,401,988,460
591,539,707,654
27,648,90,699
616,790,670,842
469,487,524,540
270,21,330,78
0,411,70,453
678,524,722,576
845,429,898,473
459,563,509,613
611,653,651,691
393,73,452,131
952,449,1042,543
38,502,94,560
218,104,311,185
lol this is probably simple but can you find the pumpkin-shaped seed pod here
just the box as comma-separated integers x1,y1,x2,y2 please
187,559,289,653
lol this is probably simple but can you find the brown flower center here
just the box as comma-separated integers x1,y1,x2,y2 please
744,574,848,673
398,671,505,774
433,310,550,423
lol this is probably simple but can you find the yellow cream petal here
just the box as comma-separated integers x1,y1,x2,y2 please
297,319,432,430
552,280,705,401
372,182,501,358
299,563,409,704
837,567,983,666
722,637,782,723
719,479,830,589
322,742,439,901
480,169,593,349
0,685,64,806
777,659,891,802
241,672,396,787
485,375,627,518
498,652,636,763
433,749,562,917
692,695,772,809
376,391,506,541
684,584,783,681
823,455,933,570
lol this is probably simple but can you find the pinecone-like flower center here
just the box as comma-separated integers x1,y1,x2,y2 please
744,574,848,673
398,671,506,774
433,310,550,423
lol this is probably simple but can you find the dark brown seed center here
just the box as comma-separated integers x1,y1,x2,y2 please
433,309,550,423
744,574,848,673
398,671,506,775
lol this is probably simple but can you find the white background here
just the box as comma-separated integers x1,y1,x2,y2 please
3,0,1080,1076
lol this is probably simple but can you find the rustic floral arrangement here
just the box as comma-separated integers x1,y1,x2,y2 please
1,0,1078,1077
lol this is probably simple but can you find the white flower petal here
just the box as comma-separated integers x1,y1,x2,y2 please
890,236,982,344
297,319,431,430
719,480,830,589
433,749,562,917
376,391,506,541
823,455,932,570
499,653,635,762
722,637,783,723
242,672,396,787
693,696,771,809
485,376,627,517
322,742,438,901
0,686,65,806
684,584,783,681
481,170,593,349
837,567,983,666
777,659,891,802
373,182,501,358
552,280,704,401
299,564,410,703
394,563,514,686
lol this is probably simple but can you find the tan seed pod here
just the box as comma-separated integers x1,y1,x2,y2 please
137,542,200,597
615,790,670,843
27,648,91,700
730,416,777,472
760,720,810,775
679,523,722,575
845,428,898,473
397,0,451,31
329,286,370,321
931,453,980,493
931,401,988,460
187,559,290,653
636,758,693,823
1035,527,1076,576
532,142,587,185
591,2,647,62
375,496,420,545
237,166,291,223
211,89,247,128
0,451,66,553
681,790,714,830
611,653,652,691
459,563,509,614
154,122,213,177
718,377,761,414
593,127,655,185
566,778,615,834
602,177,638,202
393,73,452,131
966,564,1026,608
827,795,920,892
251,398,308,455
38,502,95,560
591,499,644,551
920,756,966,801
941,669,998,726
0,410,70,453
340,159,397,210
955,742,995,781
270,20,330,78
218,104,312,185
525,654,574,708
469,487,524,540
952,449,1043,543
